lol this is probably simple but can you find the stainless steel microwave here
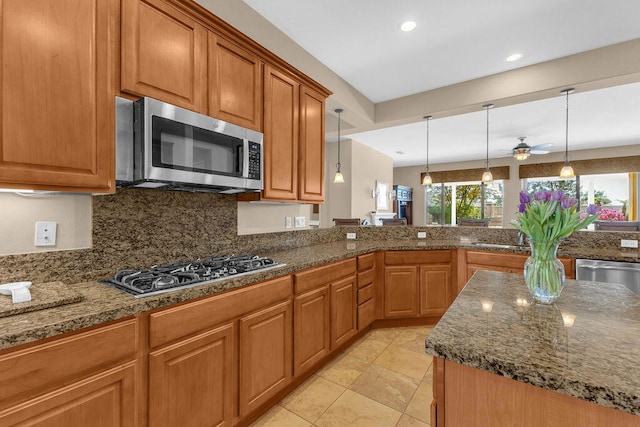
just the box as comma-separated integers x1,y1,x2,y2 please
115,97,263,193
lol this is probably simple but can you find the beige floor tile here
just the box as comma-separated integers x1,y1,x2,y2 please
348,364,420,412
404,381,433,424
373,345,432,380
422,362,434,384
345,336,389,363
365,327,405,344
250,404,311,427
317,353,369,387
314,389,402,427
391,328,431,354
397,413,430,427
280,375,345,423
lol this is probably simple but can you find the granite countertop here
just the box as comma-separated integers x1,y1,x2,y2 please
2,238,639,353
425,270,640,416
0,239,459,350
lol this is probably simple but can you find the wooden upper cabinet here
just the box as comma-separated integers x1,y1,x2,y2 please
262,65,300,200
0,0,117,192
299,86,325,202
121,0,207,112
208,34,262,131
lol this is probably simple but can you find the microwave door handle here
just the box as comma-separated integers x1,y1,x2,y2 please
241,139,249,178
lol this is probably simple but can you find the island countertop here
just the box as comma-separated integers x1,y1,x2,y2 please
425,270,640,416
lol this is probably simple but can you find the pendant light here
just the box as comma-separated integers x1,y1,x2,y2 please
559,88,575,179
421,115,433,186
333,108,345,184
481,104,494,182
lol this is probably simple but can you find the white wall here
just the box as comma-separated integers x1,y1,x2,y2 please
394,145,639,227
0,193,92,255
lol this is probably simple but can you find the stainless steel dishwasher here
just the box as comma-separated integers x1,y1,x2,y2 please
575,259,640,295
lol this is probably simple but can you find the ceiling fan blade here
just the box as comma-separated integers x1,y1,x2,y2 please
530,143,553,150
530,149,551,155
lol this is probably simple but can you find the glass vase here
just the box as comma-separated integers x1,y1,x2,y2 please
524,239,565,304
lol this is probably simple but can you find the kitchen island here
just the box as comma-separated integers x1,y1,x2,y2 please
425,270,640,426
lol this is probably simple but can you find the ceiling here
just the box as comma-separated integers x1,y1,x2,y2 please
242,0,640,166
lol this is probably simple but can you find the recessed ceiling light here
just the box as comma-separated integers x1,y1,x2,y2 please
400,21,416,32
506,53,523,62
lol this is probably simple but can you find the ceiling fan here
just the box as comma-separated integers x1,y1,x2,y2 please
511,137,552,161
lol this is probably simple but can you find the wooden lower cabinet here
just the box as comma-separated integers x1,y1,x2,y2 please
419,265,452,317
434,358,640,427
0,318,138,426
148,323,235,427
384,266,418,317
293,286,330,376
0,361,137,427
330,276,357,350
239,300,293,417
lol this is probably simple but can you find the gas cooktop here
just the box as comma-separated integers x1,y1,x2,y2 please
102,254,284,298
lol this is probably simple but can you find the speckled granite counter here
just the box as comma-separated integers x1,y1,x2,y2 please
425,270,640,416
0,239,458,350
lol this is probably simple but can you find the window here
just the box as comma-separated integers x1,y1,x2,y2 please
523,172,637,224
425,180,504,226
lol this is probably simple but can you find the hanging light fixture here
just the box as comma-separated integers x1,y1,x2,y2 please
334,108,345,184
559,88,575,178
421,115,433,186
481,104,494,182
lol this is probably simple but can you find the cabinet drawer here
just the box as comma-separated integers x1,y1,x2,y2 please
357,298,375,330
466,251,526,269
357,284,374,304
357,253,375,272
294,258,356,294
385,250,452,265
0,318,137,407
150,276,292,348
357,268,374,289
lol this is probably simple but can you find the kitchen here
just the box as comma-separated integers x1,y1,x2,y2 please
0,0,639,426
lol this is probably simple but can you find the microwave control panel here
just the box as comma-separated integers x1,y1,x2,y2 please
248,142,261,180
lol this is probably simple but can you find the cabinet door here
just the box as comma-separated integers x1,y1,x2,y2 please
263,65,300,200
0,362,137,427
419,265,452,317
122,0,207,112
0,0,116,192
384,266,418,318
331,276,357,350
148,323,235,427
239,300,292,417
208,34,262,130
293,286,330,376
298,85,325,202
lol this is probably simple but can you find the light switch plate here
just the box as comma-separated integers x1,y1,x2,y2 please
417,232,427,239
294,216,305,228
285,217,292,229
346,233,356,240
621,239,638,248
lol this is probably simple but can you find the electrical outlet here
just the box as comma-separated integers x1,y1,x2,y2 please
294,216,305,228
35,222,57,246
346,233,356,240
285,217,292,229
621,239,638,248
417,232,427,239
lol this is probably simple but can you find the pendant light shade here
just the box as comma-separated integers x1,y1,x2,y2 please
422,115,433,186
334,108,345,184
481,104,494,182
559,88,575,178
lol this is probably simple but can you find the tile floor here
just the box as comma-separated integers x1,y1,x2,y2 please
251,325,434,427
